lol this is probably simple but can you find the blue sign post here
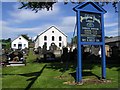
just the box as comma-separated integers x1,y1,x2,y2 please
73,2,107,83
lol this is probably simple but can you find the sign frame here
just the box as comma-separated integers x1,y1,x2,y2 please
73,2,107,83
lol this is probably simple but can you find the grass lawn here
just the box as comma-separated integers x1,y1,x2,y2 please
2,49,120,89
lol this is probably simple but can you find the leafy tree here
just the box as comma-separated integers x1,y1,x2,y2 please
2,38,11,43
18,0,118,12
1,38,11,49
18,0,56,12
6,38,11,42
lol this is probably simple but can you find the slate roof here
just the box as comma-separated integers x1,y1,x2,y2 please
105,36,120,43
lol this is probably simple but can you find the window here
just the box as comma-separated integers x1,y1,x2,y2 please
44,42,47,46
59,36,62,41
24,44,26,47
52,31,54,33
14,44,16,47
52,36,54,41
59,43,61,47
19,38,21,40
44,36,47,41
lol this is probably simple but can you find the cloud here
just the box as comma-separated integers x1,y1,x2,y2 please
104,13,110,19
57,16,76,33
104,11,118,28
1,20,55,39
104,22,118,28
1,15,76,41
1,2,61,39
2,2,118,42
0,20,8,26
105,28,118,36
104,11,118,37
104,12,115,19
62,16,76,26
33,16,76,34
8,3,60,23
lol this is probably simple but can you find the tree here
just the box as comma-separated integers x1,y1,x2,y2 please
18,0,118,12
7,38,11,42
18,0,56,12
2,38,11,43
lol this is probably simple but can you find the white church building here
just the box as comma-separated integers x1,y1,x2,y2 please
34,26,67,50
11,35,29,50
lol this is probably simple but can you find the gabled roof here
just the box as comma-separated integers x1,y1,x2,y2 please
35,26,67,41
39,26,67,36
73,2,106,14
12,35,29,43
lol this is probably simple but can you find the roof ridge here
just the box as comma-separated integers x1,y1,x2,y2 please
12,35,29,42
39,26,67,37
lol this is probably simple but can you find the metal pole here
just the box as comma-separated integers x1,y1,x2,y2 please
76,11,82,82
101,13,106,79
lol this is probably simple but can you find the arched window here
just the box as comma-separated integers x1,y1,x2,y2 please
52,36,54,41
59,36,62,41
44,36,47,41
59,43,61,47
44,42,47,46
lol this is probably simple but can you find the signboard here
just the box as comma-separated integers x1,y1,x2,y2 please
73,2,106,83
80,11,102,42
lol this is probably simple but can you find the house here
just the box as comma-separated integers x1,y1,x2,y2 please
68,36,120,57
105,36,120,57
105,36,120,48
35,26,67,50
11,35,29,50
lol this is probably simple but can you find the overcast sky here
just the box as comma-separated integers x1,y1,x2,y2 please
1,2,118,42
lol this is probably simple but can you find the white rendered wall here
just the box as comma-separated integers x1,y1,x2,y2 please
36,27,67,50
34,38,39,49
11,36,28,49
